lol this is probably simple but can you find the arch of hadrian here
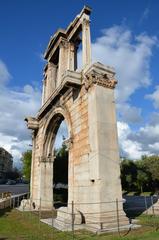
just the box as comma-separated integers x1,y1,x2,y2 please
23,6,129,232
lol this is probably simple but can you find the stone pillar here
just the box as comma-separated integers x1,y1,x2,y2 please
42,62,57,104
30,132,36,199
39,156,54,210
57,39,69,87
68,42,76,71
47,62,57,96
41,78,46,105
88,84,123,199
82,18,91,67
84,67,128,229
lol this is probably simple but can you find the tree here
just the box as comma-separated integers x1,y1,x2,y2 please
54,143,68,185
141,155,159,191
53,143,68,203
120,155,159,193
136,170,149,193
5,167,21,180
120,159,138,191
21,144,68,184
21,150,32,181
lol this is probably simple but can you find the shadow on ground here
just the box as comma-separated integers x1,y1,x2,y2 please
0,207,12,218
0,209,12,240
124,195,158,218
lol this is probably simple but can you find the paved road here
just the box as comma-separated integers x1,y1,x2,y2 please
0,184,29,195
0,185,158,218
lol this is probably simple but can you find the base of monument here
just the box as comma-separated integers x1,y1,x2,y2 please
146,199,159,215
44,206,83,231
18,199,32,211
40,206,140,233
41,217,140,233
85,223,140,234
18,199,54,212
41,218,84,231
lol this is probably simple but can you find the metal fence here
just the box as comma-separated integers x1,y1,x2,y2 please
1,193,159,239
0,191,29,209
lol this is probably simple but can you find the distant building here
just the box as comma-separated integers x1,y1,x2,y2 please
0,147,13,178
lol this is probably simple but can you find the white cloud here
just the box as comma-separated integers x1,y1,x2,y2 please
0,59,11,85
36,52,46,63
118,117,159,159
150,112,159,125
145,85,159,109
149,142,159,152
117,103,142,123
0,85,41,140
86,25,159,158
0,25,158,166
0,132,31,168
128,123,159,154
54,120,69,149
117,122,149,159
0,67,41,167
78,25,157,124
91,26,157,103
140,7,150,24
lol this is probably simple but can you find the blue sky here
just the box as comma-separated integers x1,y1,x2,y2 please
0,0,159,166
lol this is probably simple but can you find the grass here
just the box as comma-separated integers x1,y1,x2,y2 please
0,208,159,239
126,192,138,196
138,214,159,228
125,191,154,196
140,192,154,196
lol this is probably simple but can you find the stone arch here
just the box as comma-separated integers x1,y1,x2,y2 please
40,105,72,207
23,6,129,232
42,106,73,158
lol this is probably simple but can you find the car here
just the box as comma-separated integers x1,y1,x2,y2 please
6,180,16,185
21,179,29,184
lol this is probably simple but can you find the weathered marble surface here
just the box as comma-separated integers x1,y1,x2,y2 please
22,6,129,232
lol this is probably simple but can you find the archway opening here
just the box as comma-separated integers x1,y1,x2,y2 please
53,119,69,208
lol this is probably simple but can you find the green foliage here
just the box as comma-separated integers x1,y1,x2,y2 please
136,170,149,191
120,159,138,191
5,167,21,180
21,150,32,181
54,143,68,185
141,155,159,181
21,144,68,184
120,155,159,193
1,209,159,240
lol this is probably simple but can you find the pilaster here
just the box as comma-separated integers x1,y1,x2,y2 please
82,17,91,67
47,62,57,96
57,38,69,87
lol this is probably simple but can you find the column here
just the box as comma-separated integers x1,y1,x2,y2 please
47,62,57,96
39,156,54,210
68,42,76,71
30,132,36,198
82,18,91,67
41,78,46,105
57,38,69,87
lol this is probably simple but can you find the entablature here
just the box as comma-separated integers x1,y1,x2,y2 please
44,6,91,61
83,62,117,90
38,70,82,119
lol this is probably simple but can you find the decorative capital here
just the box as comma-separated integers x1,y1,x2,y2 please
25,117,39,130
84,72,117,90
48,62,56,69
63,137,73,150
82,18,90,27
60,38,69,48
39,155,55,163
